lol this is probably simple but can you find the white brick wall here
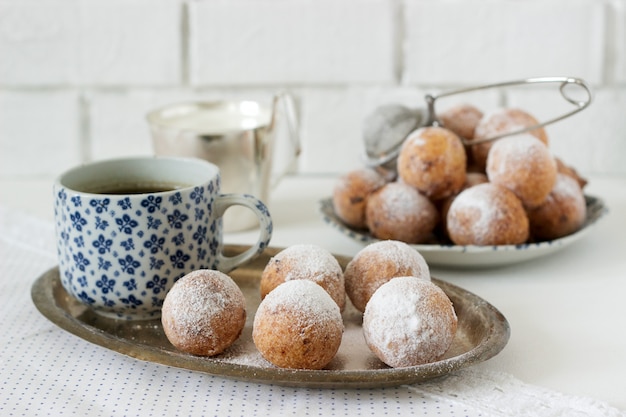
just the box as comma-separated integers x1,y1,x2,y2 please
189,0,396,85
0,1,181,85
0,90,82,177
404,0,606,85
1,0,625,180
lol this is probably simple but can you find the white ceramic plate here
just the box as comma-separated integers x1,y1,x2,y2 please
318,195,607,268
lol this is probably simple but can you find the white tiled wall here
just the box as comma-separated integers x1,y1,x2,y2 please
189,0,396,85
403,0,607,84
1,0,625,180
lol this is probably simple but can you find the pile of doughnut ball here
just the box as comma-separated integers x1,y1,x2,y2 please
161,241,457,370
333,104,588,245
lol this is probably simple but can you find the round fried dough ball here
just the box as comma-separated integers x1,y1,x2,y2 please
486,134,557,208
555,157,588,189
438,103,483,140
363,276,457,368
439,172,489,236
344,240,430,313
526,173,587,241
365,182,439,244
161,269,246,357
260,244,345,311
397,126,467,200
253,279,344,370
472,108,549,170
447,183,529,246
332,168,387,229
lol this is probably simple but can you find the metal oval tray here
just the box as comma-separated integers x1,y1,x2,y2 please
319,195,607,268
31,245,509,389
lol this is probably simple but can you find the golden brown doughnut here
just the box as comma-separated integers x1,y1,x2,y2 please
439,172,489,237
486,134,557,208
555,157,588,189
161,269,246,356
363,276,457,368
526,173,587,241
438,103,484,140
253,279,344,369
332,168,387,229
397,126,467,200
365,182,439,244
260,244,345,311
472,108,549,171
344,240,430,313
446,183,529,246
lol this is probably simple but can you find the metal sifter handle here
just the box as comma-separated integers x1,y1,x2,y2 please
423,76,593,145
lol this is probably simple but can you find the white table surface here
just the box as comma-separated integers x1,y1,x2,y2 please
1,174,625,414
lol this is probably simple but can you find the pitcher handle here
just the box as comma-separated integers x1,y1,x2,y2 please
270,91,301,188
213,194,273,272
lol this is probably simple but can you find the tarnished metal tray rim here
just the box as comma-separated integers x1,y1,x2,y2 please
31,245,510,389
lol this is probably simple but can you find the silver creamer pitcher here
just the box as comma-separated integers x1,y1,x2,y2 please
146,93,300,232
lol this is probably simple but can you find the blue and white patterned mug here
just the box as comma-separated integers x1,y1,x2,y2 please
53,156,272,320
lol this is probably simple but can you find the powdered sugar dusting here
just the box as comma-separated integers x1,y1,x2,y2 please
375,182,431,224
553,172,585,200
363,277,456,368
448,184,504,234
350,240,430,281
162,270,245,349
487,134,550,178
476,108,544,141
486,134,557,208
253,279,344,369
273,244,342,282
344,240,432,312
406,129,427,147
257,279,342,327
349,168,386,187
215,342,274,367
333,168,386,197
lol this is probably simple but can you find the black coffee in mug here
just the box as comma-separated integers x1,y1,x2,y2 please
83,181,189,195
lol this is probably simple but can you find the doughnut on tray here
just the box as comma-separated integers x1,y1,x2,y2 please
319,195,607,268
31,245,509,389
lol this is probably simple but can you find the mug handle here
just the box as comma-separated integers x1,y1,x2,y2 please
213,194,273,272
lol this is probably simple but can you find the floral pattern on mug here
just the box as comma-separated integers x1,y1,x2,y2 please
54,180,221,320
54,157,272,321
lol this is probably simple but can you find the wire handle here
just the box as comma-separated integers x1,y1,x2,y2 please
423,76,593,145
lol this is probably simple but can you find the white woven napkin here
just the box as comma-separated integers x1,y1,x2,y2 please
1,206,623,417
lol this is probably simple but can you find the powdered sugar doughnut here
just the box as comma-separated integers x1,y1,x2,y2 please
161,269,246,356
526,173,587,241
439,172,489,237
397,126,467,200
486,134,557,208
253,279,344,369
332,168,387,229
365,182,439,244
344,240,430,313
472,108,549,171
260,244,345,311
555,157,588,189
363,277,457,368
447,183,529,246
438,103,483,140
